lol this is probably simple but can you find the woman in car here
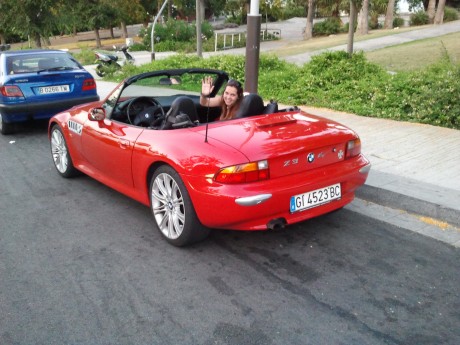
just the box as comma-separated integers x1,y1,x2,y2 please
200,77,244,120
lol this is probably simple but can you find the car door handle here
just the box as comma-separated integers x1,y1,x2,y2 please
118,139,130,149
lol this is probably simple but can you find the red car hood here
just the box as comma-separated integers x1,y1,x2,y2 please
197,111,360,178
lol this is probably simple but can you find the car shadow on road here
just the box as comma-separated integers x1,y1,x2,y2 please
7,119,50,135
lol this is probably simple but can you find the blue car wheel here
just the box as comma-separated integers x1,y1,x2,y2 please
0,112,14,135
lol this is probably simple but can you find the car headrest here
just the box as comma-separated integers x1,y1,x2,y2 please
162,96,198,130
235,94,265,118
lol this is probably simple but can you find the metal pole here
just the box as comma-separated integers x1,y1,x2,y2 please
151,0,169,61
196,0,202,58
244,1,261,93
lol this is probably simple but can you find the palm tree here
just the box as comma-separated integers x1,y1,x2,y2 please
434,0,446,24
357,0,369,35
383,0,396,29
347,0,358,55
427,0,437,23
304,0,315,40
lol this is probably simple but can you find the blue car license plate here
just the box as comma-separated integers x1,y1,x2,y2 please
39,85,70,94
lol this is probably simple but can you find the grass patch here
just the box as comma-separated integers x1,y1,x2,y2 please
365,32,460,71
273,25,430,57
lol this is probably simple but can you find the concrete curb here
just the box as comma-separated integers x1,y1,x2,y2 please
356,185,460,229
356,171,460,228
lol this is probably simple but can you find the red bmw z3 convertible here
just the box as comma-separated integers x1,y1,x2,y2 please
49,68,371,246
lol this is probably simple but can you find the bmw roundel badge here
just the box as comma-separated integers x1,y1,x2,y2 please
307,153,315,163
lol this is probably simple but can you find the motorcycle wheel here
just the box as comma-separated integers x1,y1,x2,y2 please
95,64,105,77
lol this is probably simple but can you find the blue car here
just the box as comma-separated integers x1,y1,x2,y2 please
0,49,99,134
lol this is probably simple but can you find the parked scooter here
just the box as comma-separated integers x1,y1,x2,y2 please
94,45,135,77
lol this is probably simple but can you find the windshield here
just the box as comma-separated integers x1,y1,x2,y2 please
6,52,82,75
104,70,228,125
121,73,212,99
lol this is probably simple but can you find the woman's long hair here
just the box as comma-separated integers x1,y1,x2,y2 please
219,79,244,120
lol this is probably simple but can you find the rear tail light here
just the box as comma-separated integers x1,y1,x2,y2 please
214,160,270,184
82,78,96,91
0,85,24,97
345,138,361,159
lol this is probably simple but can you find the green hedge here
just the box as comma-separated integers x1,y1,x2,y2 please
313,18,343,36
138,20,214,51
108,52,460,129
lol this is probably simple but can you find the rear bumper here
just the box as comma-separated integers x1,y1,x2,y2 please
0,95,99,123
186,155,371,230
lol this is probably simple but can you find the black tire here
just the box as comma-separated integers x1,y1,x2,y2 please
0,113,14,135
50,125,79,178
150,165,210,246
95,64,105,77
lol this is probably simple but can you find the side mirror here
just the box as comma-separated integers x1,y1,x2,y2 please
88,108,106,121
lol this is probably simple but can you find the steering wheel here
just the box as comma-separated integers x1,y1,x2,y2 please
126,96,165,127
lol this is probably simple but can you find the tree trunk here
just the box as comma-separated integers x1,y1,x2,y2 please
347,0,357,56
32,32,42,48
304,0,315,40
0,33,5,45
43,36,51,47
109,27,115,39
434,0,446,24
357,0,369,35
384,0,396,29
427,0,437,23
121,22,128,38
200,0,205,22
94,28,102,49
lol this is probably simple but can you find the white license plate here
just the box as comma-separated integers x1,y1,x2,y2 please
39,85,70,94
290,183,341,213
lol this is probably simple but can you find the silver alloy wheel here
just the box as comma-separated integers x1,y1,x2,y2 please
151,172,186,240
51,128,69,174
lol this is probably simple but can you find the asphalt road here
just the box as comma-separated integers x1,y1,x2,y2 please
1,122,459,345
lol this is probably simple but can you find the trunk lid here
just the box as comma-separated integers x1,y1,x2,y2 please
11,70,92,102
199,111,358,178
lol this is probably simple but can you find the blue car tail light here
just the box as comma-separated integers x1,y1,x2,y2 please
82,78,96,91
0,85,24,98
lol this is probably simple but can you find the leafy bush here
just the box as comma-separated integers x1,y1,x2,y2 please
201,21,214,39
105,52,460,129
281,6,306,19
129,42,147,52
313,18,343,36
72,48,96,65
443,6,459,22
225,16,243,26
393,17,405,27
140,20,214,50
410,11,429,26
